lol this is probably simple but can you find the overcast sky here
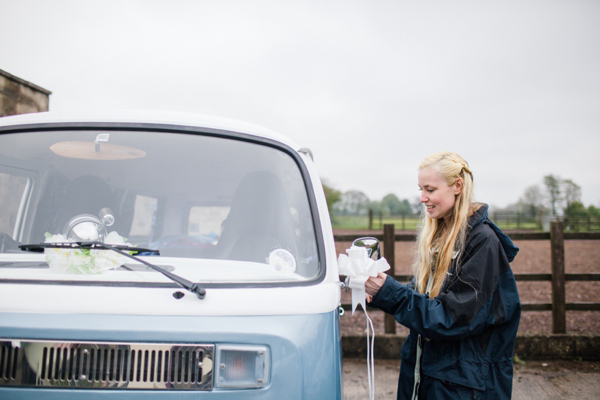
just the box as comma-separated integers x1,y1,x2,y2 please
2,0,599,209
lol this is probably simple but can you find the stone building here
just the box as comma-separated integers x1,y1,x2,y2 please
0,69,51,117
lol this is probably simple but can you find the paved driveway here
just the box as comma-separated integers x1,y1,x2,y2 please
343,359,600,400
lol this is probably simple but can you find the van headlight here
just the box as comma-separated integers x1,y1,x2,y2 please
214,345,270,389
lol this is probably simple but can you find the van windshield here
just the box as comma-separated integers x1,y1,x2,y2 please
0,128,320,285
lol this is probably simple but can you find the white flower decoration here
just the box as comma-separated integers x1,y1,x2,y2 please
44,231,132,274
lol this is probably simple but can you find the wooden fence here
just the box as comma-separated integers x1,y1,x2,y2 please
336,221,600,334
563,216,600,232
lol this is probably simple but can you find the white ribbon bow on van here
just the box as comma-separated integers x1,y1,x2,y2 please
338,246,390,314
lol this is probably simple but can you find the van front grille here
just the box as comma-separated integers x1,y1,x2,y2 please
0,340,214,390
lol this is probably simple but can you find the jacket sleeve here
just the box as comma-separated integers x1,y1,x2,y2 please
369,226,519,341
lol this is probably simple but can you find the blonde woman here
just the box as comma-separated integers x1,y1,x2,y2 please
366,152,520,400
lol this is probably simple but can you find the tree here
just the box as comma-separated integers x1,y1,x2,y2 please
411,196,422,215
322,181,341,215
399,199,413,215
332,190,370,215
519,185,545,217
588,205,600,218
564,201,587,218
380,193,402,215
369,200,382,215
564,201,589,230
563,179,581,208
543,175,563,216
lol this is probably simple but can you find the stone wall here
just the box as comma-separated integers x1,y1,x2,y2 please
0,69,51,117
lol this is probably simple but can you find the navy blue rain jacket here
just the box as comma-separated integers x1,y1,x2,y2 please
370,205,521,399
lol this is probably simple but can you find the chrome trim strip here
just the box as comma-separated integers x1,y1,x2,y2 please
0,339,213,390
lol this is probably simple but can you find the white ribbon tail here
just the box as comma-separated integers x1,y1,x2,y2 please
338,246,393,400
349,275,368,315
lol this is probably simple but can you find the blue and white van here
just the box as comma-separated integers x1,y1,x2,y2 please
0,111,343,399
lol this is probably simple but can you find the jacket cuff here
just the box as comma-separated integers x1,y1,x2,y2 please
368,275,408,314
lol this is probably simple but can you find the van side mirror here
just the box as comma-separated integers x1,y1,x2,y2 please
351,237,380,260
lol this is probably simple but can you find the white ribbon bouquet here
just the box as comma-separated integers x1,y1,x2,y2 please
338,246,390,314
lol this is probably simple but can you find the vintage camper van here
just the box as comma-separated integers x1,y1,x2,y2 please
0,111,343,399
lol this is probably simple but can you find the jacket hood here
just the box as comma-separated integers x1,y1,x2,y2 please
469,204,519,263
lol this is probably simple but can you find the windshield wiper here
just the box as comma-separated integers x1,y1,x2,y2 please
19,242,206,299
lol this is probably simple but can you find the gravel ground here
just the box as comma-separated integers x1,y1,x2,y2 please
342,359,600,400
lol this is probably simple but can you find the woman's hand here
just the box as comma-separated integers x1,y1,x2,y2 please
365,272,387,302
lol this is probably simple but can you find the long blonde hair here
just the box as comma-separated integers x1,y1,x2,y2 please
414,152,475,297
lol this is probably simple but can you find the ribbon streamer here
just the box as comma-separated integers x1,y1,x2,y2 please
338,246,390,314
339,245,390,400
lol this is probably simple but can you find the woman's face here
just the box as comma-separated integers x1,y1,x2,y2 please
418,166,462,220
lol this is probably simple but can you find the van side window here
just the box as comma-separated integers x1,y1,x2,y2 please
0,172,29,237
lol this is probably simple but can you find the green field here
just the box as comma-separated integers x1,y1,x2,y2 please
331,215,421,231
330,215,545,231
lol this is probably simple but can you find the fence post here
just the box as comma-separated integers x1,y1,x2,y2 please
550,221,566,334
368,209,373,230
383,224,396,334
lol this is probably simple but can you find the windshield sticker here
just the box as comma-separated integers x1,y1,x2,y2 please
267,249,296,274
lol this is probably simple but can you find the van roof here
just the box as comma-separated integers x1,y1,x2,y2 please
0,110,300,149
